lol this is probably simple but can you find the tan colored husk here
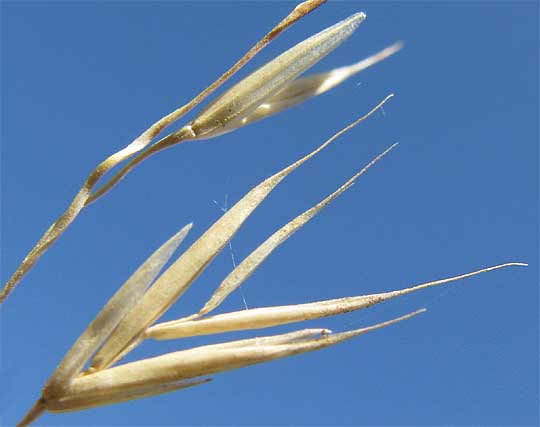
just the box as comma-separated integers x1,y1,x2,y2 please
189,12,366,140
0,0,326,305
83,12,378,206
47,378,211,413
88,327,330,376
196,143,399,317
42,223,192,399
171,328,333,352
54,310,425,403
222,42,404,133
89,94,393,371
95,329,333,378
147,263,526,340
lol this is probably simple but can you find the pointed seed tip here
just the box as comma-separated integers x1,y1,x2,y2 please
348,12,366,27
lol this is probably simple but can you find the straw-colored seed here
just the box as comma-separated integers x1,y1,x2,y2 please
221,42,403,134
147,263,526,340
189,13,366,139
85,12,374,202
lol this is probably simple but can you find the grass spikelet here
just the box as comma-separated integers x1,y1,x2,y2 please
226,41,403,131
10,3,529,426
187,12,366,140
52,310,425,408
146,263,525,340
85,12,373,205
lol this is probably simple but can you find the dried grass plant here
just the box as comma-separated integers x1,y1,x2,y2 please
3,1,530,426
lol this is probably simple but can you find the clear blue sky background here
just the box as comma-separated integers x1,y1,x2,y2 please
1,1,538,426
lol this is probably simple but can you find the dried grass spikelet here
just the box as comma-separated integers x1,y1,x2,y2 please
214,41,403,135
2,0,402,304
18,92,527,424
48,310,426,413
87,32,402,204
146,263,525,340
12,3,528,426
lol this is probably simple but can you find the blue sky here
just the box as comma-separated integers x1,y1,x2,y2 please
1,1,538,426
